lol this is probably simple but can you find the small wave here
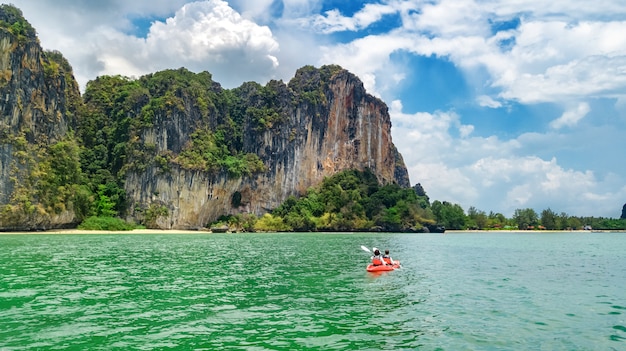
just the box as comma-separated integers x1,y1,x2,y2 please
0,288,38,298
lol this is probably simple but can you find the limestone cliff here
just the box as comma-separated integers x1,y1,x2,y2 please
0,5,81,230
0,4,413,231
124,66,410,229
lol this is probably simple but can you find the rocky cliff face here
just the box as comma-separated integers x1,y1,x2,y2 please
125,66,410,229
0,6,81,230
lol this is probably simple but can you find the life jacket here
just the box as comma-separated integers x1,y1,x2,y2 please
372,256,384,266
383,256,392,264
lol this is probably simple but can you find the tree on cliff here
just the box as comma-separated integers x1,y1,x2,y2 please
267,169,434,232
0,4,37,41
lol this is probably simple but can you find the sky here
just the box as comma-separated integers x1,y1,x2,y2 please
7,0,626,218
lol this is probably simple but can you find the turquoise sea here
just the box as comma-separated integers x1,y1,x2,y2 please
1,232,625,350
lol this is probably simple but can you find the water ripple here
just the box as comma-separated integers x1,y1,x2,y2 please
1,232,625,350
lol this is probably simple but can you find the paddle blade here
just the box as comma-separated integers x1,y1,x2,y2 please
360,245,372,253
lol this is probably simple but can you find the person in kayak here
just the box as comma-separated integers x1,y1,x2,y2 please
383,249,395,265
371,248,387,266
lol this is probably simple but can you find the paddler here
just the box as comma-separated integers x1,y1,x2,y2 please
382,249,395,265
371,248,387,266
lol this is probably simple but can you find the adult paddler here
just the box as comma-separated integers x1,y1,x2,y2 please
370,247,387,266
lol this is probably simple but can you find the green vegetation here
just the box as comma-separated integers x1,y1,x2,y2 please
432,201,466,230
254,213,292,232
142,204,169,229
210,214,258,233
0,135,91,226
80,68,270,179
211,168,619,234
232,80,290,132
43,50,74,84
436,204,626,231
1,63,288,230
174,128,265,176
0,5,37,42
208,169,436,232
289,64,342,106
78,216,135,231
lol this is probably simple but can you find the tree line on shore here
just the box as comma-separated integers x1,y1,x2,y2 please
68,167,625,232
436,203,626,231
82,168,438,232
216,171,626,232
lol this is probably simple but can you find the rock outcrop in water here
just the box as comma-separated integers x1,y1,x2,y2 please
0,5,412,230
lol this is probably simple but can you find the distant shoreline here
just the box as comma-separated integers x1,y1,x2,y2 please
1,229,623,235
445,229,624,233
0,229,211,235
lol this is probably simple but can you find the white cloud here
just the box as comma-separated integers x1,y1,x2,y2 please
19,0,626,107
411,0,488,36
225,0,275,22
280,0,325,18
487,0,626,20
390,101,626,217
498,54,626,104
143,1,279,74
405,14,626,105
13,0,280,89
318,34,414,96
308,2,626,116
300,3,397,33
550,102,590,129
477,95,502,108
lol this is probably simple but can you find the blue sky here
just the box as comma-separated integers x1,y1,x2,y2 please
8,0,626,217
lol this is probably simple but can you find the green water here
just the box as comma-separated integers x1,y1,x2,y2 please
1,232,625,350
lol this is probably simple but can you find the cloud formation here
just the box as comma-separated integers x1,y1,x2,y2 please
550,103,590,129
14,0,280,89
141,1,280,84
305,1,626,108
391,100,626,217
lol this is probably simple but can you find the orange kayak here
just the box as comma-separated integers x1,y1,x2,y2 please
366,261,401,272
